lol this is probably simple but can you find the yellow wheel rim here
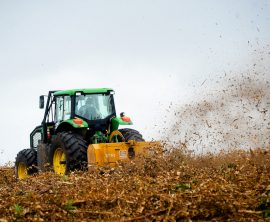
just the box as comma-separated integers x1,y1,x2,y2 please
17,162,27,179
53,148,66,175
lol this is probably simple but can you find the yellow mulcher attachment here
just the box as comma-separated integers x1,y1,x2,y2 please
87,140,162,169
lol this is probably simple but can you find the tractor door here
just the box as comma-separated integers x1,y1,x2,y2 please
55,96,72,124
41,93,72,143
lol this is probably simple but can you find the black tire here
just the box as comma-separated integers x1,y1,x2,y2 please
50,132,87,174
118,128,145,142
15,149,38,179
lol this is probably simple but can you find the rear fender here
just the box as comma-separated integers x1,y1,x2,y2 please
55,119,88,134
111,117,133,131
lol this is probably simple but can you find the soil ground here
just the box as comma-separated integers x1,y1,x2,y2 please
1,148,270,221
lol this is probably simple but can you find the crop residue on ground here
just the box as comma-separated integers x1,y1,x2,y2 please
0,147,270,221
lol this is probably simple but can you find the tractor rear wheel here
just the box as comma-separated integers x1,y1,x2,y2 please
15,149,38,179
50,132,87,175
118,128,145,142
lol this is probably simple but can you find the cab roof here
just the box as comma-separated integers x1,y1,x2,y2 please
54,88,114,96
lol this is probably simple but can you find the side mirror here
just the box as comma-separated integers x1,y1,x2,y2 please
39,96,45,109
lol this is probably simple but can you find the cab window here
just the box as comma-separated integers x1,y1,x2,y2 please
55,96,71,122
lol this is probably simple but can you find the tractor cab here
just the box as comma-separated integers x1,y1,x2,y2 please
36,88,132,146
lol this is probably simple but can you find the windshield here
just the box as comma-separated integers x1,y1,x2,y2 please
75,94,114,120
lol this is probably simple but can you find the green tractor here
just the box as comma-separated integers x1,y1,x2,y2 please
15,88,156,179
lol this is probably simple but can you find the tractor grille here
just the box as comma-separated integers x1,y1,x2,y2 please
30,126,43,148
32,132,42,148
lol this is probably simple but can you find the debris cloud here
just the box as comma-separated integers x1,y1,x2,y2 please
169,47,270,153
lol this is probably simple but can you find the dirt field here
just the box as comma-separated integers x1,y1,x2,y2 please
1,147,270,221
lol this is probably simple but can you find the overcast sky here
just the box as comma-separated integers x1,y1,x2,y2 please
0,0,269,164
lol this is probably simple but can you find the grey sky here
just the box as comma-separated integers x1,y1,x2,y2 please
0,0,269,163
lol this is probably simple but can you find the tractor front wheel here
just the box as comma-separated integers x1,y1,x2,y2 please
15,149,38,179
50,132,87,175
